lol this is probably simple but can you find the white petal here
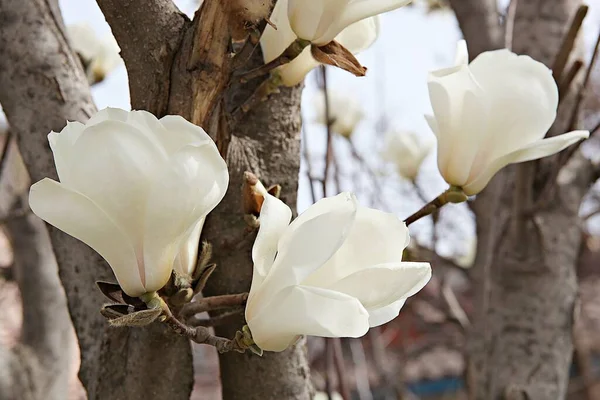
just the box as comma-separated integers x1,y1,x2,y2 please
250,189,293,290
468,50,559,161
289,0,349,43
367,298,406,327
304,206,410,287
158,115,214,154
266,193,358,289
328,262,431,326
277,48,320,86
454,40,469,66
328,0,412,44
87,107,128,125
428,66,484,186
143,143,228,292
463,130,589,195
67,120,168,250
48,121,85,185
246,285,370,352
335,16,379,54
261,0,297,63
173,217,205,277
29,179,144,296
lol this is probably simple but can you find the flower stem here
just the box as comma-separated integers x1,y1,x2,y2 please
180,292,249,319
235,38,311,83
404,186,467,226
159,297,248,353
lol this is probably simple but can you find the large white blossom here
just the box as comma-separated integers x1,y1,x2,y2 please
261,0,379,86
427,41,589,195
287,0,412,45
29,108,228,297
245,184,431,352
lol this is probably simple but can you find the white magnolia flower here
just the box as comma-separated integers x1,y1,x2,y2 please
313,90,364,138
66,24,122,83
261,0,379,86
288,0,412,45
383,129,434,181
427,40,589,195
314,392,343,400
455,237,476,269
29,108,228,297
245,186,431,352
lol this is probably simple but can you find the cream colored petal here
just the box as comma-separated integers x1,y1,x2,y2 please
246,285,370,352
428,66,485,186
67,120,168,250
250,186,293,293
143,143,228,292
173,217,205,277
335,16,380,54
322,0,412,45
328,262,431,326
463,130,589,195
304,206,409,287
468,50,559,160
29,179,144,296
277,48,320,86
87,107,128,125
261,0,297,63
48,121,86,186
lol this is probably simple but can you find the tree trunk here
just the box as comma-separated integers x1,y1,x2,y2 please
458,0,595,398
0,1,194,399
0,138,72,400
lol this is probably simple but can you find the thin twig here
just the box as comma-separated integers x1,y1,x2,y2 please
322,66,333,198
558,60,583,100
503,0,518,50
568,29,600,131
332,338,351,400
302,125,318,204
161,300,244,353
534,31,600,210
186,308,244,327
349,339,373,400
441,281,470,330
551,5,588,82
180,293,249,319
0,130,13,181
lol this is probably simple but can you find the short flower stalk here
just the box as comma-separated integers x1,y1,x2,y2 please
403,186,468,226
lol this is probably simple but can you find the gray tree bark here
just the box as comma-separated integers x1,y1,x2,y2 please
448,0,598,399
0,137,72,400
1,0,313,398
0,1,194,399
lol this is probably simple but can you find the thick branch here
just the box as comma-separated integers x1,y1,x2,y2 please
448,0,503,57
95,0,187,114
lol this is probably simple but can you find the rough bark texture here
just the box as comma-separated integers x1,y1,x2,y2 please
201,56,313,400
0,1,194,399
447,0,504,57
0,140,72,400
451,0,596,399
97,0,313,398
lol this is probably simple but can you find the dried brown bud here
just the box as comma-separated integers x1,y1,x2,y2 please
242,171,265,216
311,41,367,77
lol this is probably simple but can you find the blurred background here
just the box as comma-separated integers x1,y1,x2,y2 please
1,0,600,399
